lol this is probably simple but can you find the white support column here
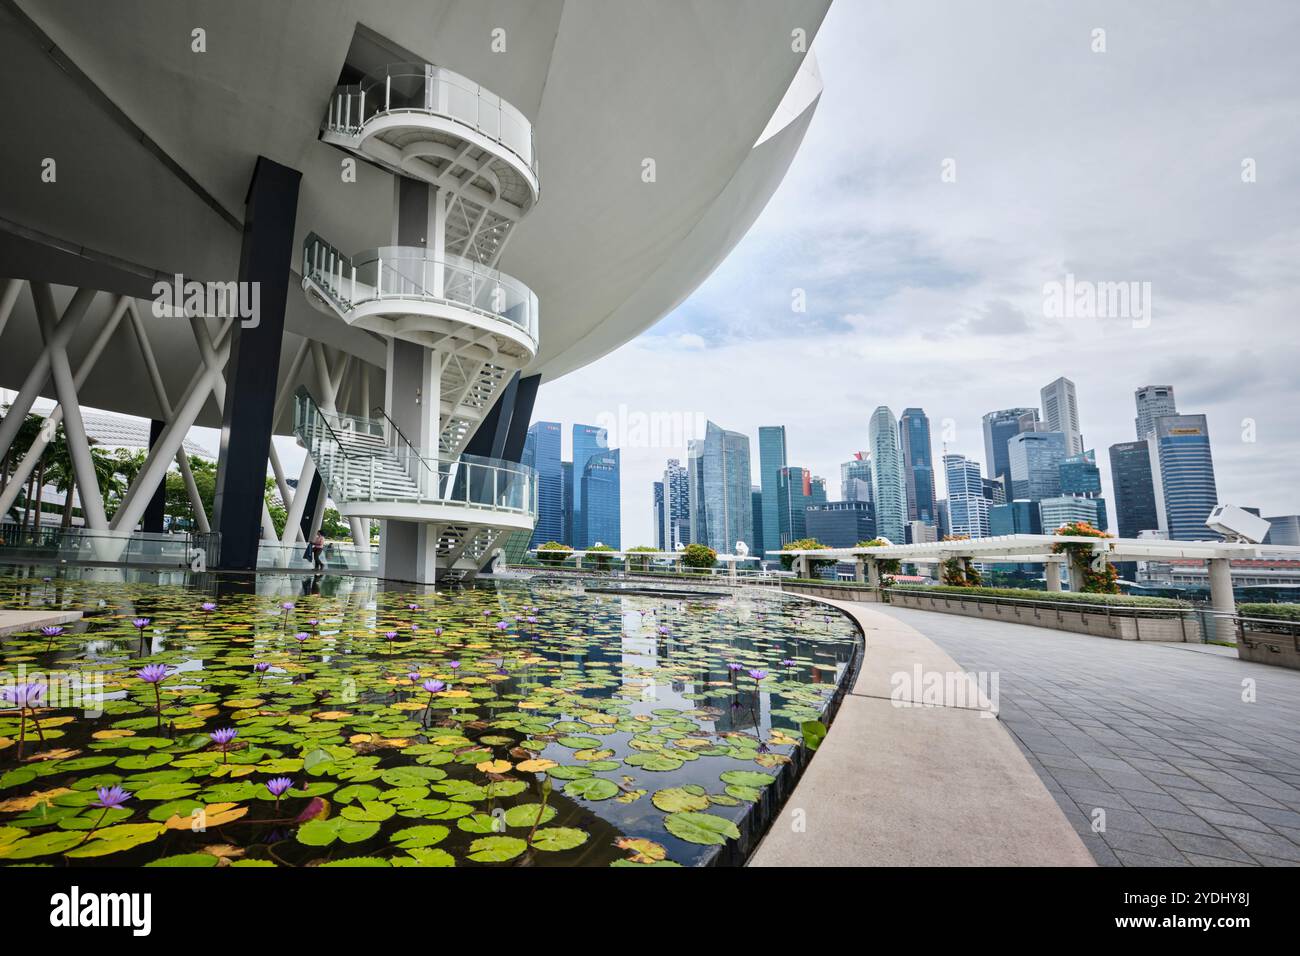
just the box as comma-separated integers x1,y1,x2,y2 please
110,325,232,533
31,284,107,530
0,278,23,340
854,557,865,583
1207,557,1236,643
0,294,129,517
1045,556,1064,592
125,302,221,533
0,286,97,462
866,558,881,589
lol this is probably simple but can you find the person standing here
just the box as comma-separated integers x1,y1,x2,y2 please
312,529,325,571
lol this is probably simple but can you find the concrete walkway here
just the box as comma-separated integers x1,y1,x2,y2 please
750,599,1094,866
869,604,1300,867
0,608,82,636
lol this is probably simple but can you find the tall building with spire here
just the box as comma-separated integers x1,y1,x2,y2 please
1134,385,1177,439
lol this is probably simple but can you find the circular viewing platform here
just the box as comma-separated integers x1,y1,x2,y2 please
321,63,539,231
301,232,538,363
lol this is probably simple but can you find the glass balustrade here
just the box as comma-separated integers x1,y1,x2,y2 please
302,233,538,346
324,62,537,185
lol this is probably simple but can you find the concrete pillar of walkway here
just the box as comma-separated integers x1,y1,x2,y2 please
1045,557,1063,592
1208,557,1236,643
1067,558,1085,591
212,155,301,571
866,558,881,590
854,557,865,583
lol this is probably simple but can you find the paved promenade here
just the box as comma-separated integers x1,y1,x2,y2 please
871,604,1300,866
751,600,1093,866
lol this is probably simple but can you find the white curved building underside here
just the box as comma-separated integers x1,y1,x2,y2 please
0,0,829,582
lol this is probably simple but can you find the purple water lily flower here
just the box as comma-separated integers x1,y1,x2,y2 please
496,620,509,631
200,602,217,612
137,664,169,684
422,679,446,694
306,618,318,627
448,660,460,670
295,632,310,643
781,658,796,667
748,669,768,681
408,671,421,683
94,785,131,809
131,618,151,630
1,681,46,709
266,776,293,810
210,727,237,746
40,625,65,638
254,661,271,673
383,631,398,640
526,616,538,624
281,602,295,611
727,662,743,672
433,627,444,637
408,603,420,611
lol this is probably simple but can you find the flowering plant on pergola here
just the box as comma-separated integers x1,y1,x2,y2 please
1050,522,1119,593
940,536,983,587
856,539,902,581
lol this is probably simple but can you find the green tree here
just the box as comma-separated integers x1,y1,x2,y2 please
681,543,716,570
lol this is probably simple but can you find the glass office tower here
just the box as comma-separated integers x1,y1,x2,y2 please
523,421,563,547
899,407,936,526
758,426,787,564
868,406,908,544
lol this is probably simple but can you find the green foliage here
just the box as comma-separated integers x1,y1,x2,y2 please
625,545,657,571
895,584,1187,608
856,539,902,577
1239,603,1300,621
680,543,717,569
1050,521,1120,594
779,538,835,575
535,541,572,566
586,543,616,570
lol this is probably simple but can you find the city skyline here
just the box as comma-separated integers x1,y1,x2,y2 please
532,0,1298,547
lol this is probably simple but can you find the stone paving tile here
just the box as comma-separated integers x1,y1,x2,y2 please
869,605,1300,869
1136,807,1222,837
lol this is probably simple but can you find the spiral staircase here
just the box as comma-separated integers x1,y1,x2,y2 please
298,60,542,583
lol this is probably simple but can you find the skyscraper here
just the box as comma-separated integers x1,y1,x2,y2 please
868,406,908,544
653,481,666,550
1134,385,1177,439
578,449,621,549
1040,377,1084,455
561,461,574,543
570,423,608,547
661,458,691,551
1148,415,1218,541
758,427,787,565
1109,440,1161,539
1057,448,1106,530
523,421,564,547
982,407,1039,497
1039,495,1103,534
687,421,753,555
899,408,936,525
805,500,876,548
776,466,816,545
1007,431,1068,502
841,453,873,504
943,453,990,539
751,487,764,560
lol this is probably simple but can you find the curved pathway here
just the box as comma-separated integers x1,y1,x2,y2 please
870,604,1300,866
750,599,1093,866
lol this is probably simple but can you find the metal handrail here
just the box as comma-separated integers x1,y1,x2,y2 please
323,62,538,181
302,233,539,344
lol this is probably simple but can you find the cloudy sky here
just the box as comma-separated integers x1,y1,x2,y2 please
531,0,1300,547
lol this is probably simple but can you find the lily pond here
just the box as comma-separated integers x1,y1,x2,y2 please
0,568,861,867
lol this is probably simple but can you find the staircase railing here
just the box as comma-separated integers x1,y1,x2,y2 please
293,387,537,518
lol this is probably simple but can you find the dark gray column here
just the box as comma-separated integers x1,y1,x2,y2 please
297,472,322,541
212,156,301,571
142,418,167,533
464,372,540,463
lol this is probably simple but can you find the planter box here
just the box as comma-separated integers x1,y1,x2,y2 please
781,583,879,603
1237,627,1300,670
885,591,1189,642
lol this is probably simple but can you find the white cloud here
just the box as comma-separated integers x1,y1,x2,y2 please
536,0,1300,545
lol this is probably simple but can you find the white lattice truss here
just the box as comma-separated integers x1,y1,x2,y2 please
0,278,365,554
